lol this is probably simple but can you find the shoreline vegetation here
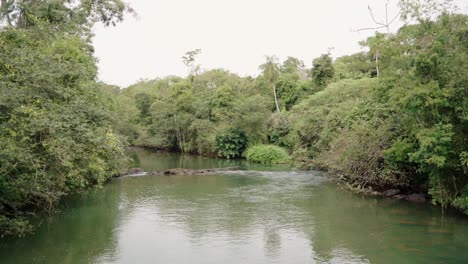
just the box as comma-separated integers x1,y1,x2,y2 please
1,0,467,237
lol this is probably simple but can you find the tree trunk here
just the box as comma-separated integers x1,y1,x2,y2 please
273,84,280,112
375,50,380,77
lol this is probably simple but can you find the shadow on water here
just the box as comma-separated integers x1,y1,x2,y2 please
0,183,122,264
298,184,468,263
126,148,293,172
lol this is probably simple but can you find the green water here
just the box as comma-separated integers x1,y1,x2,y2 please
1,149,467,264
125,148,292,171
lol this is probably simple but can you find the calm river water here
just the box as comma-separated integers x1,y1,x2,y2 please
1,149,467,264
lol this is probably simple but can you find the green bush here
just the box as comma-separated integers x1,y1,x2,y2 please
215,128,248,159
0,216,33,238
244,145,290,164
453,187,468,214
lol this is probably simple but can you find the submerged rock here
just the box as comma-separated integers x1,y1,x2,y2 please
169,168,215,175
407,193,427,203
126,168,145,174
383,189,401,197
393,194,408,200
117,168,146,177
148,168,220,176
118,168,230,178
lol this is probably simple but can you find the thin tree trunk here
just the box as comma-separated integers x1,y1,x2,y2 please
375,50,380,77
174,115,183,151
273,84,280,112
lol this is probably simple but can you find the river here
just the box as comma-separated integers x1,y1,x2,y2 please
1,149,467,263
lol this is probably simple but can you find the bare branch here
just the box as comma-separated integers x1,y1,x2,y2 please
352,25,387,32
388,10,402,25
368,5,385,26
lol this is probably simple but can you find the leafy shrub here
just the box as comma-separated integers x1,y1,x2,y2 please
288,78,378,159
215,128,248,159
314,119,398,187
0,216,33,238
244,145,290,164
453,187,468,214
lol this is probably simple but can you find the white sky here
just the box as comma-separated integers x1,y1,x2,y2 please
92,0,468,87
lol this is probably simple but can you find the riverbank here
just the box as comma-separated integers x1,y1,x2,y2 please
129,147,424,196
126,147,432,205
120,164,431,207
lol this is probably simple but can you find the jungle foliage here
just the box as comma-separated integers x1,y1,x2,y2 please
112,13,467,215
1,0,467,237
0,0,129,236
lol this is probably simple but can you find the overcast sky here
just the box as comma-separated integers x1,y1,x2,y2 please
92,0,468,87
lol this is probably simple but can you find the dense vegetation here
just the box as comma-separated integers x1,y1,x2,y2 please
0,0,131,236
110,12,467,214
0,0,467,237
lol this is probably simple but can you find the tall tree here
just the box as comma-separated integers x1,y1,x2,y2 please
353,0,457,77
311,54,334,87
399,0,456,22
182,49,202,81
259,56,281,112
0,0,132,237
0,0,133,29
281,56,305,75
360,33,387,77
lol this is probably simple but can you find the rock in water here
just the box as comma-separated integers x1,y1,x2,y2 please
149,168,218,176
383,189,401,197
119,168,229,178
393,194,408,200
407,193,427,203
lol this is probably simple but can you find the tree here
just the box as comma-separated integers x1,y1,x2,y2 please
311,54,334,87
281,56,305,76
360,33,387,77
182,49,202,81
0,0,133,29
333,52,375,79
0,26,127,236
0,0,132,236
259,56,281,112
399,0,456,22
275,74,301,110
353,0,457,77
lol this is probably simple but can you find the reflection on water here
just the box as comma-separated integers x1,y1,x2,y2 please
0,184,122,264
126,148,293,171
0,150,467,264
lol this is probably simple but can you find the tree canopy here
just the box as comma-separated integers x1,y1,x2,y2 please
0,0,131,236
